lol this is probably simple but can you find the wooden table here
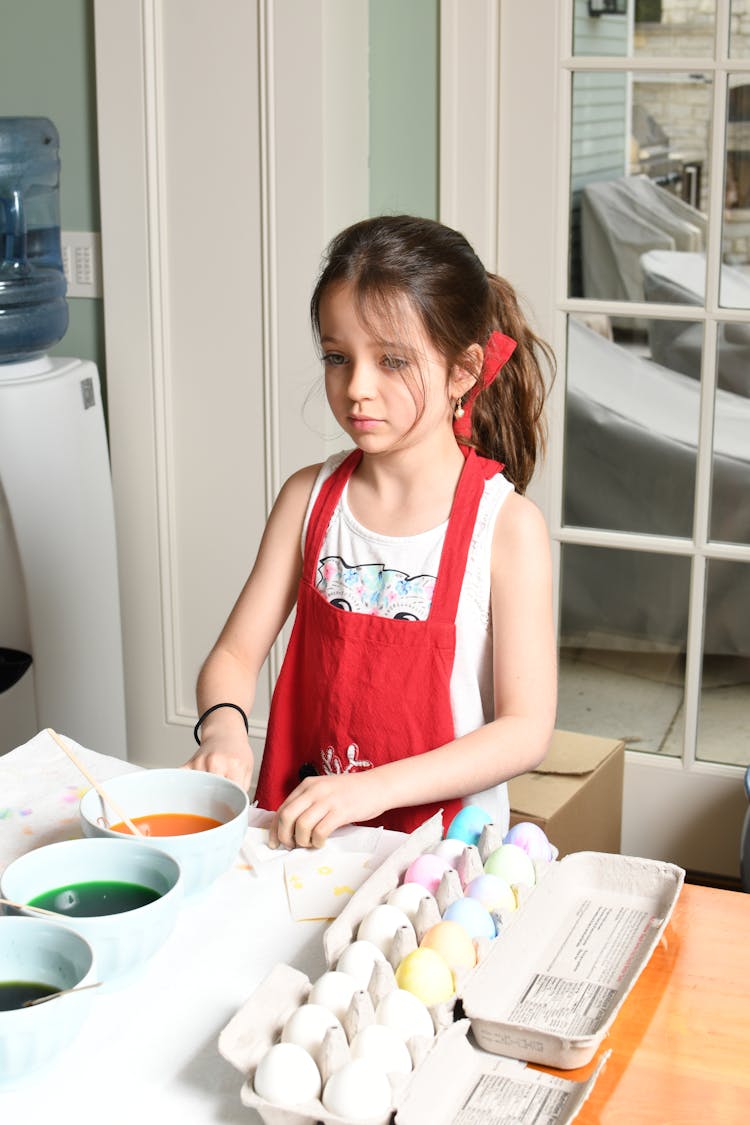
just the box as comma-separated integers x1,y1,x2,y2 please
538,883,750,1123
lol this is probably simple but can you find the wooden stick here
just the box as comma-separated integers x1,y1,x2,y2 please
46,728,144,837
23,982,103,1007
0,896,64,920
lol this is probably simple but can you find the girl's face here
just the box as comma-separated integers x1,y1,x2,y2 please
318,281,469,454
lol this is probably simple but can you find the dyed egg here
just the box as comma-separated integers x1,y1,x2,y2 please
504,821,555,862
349,1023,413,1075
376,988,435,1041
442,896,496,940
386,882,436,924
309,970,359,1022
484,843,536,888
357,904,415,956
402,853,451,896
419,920,476,971
281,1003,344,1059
465,872,517,914
394,947,454,1006
253,1041,321,1105
322,1057,393,1121
445,805,492,847
336,940,386,990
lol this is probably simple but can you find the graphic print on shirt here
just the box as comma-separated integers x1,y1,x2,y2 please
320,742,374,776
316,555,436,621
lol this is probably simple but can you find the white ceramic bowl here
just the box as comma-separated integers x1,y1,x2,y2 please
78,768,249,895
0,838,182,986
0,916,96,1085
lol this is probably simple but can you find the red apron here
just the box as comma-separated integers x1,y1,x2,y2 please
254,447,501,833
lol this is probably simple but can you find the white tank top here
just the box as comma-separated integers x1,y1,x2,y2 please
302,451,514,831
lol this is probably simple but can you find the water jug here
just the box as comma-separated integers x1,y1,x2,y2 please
0,117,68,363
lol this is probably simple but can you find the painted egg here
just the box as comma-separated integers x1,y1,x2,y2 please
309,970,359,1022
394,947,454,1006
484,843,536,888
281,1003,344,1060
336,939,386,990
349,1022,413,1074
357,904,415,956
322,1057,393,1121
419,920,477,971
504,821,555,862
445,804,493,846
375,988,435,1041
402,853,451,895
442,895,497,940
464,872,517,914
253,1041,321,1105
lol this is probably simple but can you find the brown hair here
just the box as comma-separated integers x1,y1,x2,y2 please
310,215,554,492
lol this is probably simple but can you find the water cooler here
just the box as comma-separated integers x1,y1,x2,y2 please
0,117,127,758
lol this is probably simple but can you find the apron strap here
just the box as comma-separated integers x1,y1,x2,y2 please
302,446,502,624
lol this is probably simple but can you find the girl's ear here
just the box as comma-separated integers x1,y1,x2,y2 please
449,343,483,400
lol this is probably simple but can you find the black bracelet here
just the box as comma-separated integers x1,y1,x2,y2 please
193,702,249,745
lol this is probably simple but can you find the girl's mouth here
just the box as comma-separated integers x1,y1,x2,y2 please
348,416,382,431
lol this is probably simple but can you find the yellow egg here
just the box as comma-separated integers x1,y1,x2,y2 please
419,920,476,971
394,947,454,1006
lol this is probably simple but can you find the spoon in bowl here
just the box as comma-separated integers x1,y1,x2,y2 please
45,728,144,837
23,982,102,1007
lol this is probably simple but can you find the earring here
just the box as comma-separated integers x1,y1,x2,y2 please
454,397,465,420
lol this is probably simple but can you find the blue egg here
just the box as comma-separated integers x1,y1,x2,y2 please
443,896,497,940
445,804,493,847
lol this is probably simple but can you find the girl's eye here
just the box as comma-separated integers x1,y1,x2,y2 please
322,352,348,367
381,355,408,371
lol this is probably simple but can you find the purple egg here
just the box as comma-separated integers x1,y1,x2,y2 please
503,822,554,862
442,895,497,940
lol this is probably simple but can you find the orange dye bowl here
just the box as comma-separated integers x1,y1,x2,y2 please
79,769,249,896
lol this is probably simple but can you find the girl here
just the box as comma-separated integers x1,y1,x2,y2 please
186,215,557,849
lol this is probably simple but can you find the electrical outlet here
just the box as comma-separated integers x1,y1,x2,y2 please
61,231,102,298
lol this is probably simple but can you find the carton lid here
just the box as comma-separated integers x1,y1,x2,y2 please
533,729,623,777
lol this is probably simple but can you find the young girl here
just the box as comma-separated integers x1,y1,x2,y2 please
186,215,557,849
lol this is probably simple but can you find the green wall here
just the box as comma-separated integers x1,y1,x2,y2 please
0,0,105,386
369,0,440,219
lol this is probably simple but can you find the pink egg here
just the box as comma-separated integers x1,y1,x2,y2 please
503,821,555,862
402,853,451,895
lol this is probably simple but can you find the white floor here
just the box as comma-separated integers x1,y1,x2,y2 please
558,647,750,768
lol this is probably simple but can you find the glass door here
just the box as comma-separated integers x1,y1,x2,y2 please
558,0,749,875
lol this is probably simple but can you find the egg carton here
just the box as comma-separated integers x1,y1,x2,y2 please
218,963,607,1125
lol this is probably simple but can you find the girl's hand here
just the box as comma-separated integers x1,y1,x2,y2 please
269,771,387,849
183,733,254,792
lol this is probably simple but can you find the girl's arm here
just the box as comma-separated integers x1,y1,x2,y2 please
269,491,557,846
184,464,321,789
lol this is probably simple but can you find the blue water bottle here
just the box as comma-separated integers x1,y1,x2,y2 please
0,117,68,363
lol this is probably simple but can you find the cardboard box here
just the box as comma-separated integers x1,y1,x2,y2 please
508,729,625,859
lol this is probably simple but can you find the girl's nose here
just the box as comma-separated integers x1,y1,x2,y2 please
346,360,376,401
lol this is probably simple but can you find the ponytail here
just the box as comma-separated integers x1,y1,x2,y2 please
466,274,555,494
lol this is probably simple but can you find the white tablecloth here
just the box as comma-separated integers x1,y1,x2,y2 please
0,732,402,1122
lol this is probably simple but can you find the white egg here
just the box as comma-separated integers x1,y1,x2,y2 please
357,903,415,956
350,1022,413,1075
336,939,386,990
375,987,435,1042
281,1003,344,1059
386,882,437,925
253,1041,321,1105
429,838,468,866
322,1057,393,1121
309,970,359,1022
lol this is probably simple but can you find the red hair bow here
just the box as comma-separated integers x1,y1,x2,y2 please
453,330,517,438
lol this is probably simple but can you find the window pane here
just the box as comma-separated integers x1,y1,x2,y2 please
721,75,750,305
571,71,712,300
730,0,750,58
558,544,689,757
696,560,750,767
709,367,750,543
565,315,700,537
573,1,716,59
